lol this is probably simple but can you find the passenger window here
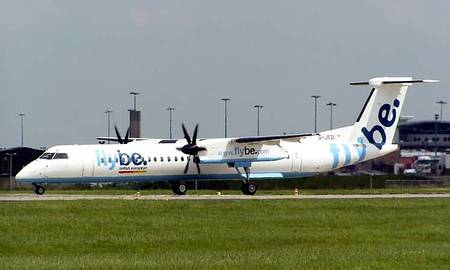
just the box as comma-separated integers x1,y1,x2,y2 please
167,156,171,162
154,157,157,162
148,157,151,163
181,156,184,162
160,157,164,162
175,156,178,162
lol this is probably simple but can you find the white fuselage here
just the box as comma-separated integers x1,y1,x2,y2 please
16,132,396,185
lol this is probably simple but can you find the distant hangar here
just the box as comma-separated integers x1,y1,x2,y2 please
398,120,450,151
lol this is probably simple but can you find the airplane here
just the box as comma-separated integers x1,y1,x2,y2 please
16,77,438,195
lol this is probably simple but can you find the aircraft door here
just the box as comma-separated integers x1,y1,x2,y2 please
82,151,94,177
291,152,302,172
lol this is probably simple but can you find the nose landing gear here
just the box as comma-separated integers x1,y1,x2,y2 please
33,184,45,195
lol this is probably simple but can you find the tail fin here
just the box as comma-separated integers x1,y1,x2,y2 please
349,77,438,150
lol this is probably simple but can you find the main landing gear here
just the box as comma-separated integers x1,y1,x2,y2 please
171,182,187,195
241,181,257,195
236,166,257,196
33,184,46,195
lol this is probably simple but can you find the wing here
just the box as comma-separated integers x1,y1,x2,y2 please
96,137,149,143
232,133,314,144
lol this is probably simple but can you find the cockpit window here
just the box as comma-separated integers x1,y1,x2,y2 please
39,153,55,159
53,153,69,159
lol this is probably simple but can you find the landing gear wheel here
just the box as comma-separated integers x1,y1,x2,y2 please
171,182,187,195
241,182,257,196
34,185,45,195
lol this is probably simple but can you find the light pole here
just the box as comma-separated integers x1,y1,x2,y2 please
254,105,263,136
221,98,230,137
6,153,17,191
1,157,7,176
436,99,447,121
434,113,439,157
326,102,336,130
129,91,140,111
166,107,175,139
105,109,113,144
18,112,25,147
311,95,321,133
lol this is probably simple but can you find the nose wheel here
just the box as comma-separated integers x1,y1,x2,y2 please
33,184,46,195
171,182,187,195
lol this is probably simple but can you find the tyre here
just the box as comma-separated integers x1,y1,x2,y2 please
241,182,257,195
34,185,45,195
172,182,187,195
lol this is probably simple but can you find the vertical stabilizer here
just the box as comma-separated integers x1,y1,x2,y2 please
349,77,438,150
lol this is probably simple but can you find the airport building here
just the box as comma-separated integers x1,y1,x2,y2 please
397,120,450,151
365,119,450,176
0,147,44,189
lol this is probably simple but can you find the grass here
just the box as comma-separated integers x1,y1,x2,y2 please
1,199,449,269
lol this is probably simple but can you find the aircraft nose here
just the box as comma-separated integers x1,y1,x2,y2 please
16,163,42,183
16,166,32,181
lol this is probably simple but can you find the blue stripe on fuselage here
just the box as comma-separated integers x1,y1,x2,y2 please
17,172,316,185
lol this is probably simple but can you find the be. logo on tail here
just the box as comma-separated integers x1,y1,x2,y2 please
361,99,400,150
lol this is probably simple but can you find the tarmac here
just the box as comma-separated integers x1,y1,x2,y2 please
1,193,450,201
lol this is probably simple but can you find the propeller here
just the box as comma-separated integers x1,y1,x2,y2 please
114,125,131,144
177,124,206,174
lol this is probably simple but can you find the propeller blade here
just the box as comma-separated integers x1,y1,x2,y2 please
184,156,191,174
182,123,191,144
192,124,199,144
114,125,123,144
124,127,130,144
195,160,201,174
193,156,201,174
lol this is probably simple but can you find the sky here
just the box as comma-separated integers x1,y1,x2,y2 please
1,0,449,148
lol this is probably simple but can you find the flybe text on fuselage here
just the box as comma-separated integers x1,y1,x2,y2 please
218,146,270,158
96,150,148,171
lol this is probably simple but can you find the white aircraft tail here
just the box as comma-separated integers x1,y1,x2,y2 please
349,77,438,150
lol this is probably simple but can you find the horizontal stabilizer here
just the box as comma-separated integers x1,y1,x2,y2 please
350,78,439,86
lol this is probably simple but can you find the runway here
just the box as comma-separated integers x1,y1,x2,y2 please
1,193,450,201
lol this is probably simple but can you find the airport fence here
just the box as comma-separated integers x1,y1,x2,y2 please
131,175,420,190
12,175,438,191
385,179,448,188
